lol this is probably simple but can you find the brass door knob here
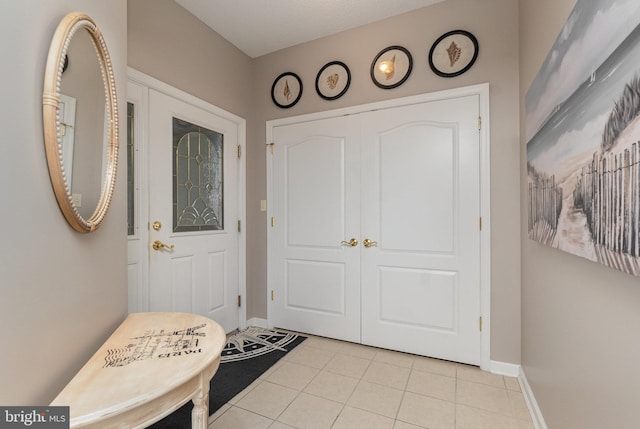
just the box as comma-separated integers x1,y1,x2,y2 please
363,239,378,248
340,238,358,247
152,240,175,251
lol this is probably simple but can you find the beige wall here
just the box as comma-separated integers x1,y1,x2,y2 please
127,0,253,121
129,0,521,363
0,1,128,404
520,0,640,427
252,0,521,363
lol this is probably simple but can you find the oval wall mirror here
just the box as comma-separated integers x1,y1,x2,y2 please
43,12,119,232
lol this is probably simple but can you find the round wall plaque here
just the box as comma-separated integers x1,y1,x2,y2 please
370,46,413,89
316,61,351,100
429,30,479,78
271,72,303,108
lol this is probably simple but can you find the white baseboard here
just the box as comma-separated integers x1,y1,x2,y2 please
489,360,521,377
519,368,548,429
246,317,268,328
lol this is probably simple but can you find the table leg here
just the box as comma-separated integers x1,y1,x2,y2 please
191,372,210,429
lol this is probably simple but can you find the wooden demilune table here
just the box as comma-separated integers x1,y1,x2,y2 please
50,312,226,428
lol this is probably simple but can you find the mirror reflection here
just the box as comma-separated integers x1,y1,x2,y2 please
59,29,106,220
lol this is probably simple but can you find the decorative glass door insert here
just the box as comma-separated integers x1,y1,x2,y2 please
173,117,224,232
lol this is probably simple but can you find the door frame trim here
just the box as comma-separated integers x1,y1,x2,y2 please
126,80,150,314
266,83,491,370
127,67,248,330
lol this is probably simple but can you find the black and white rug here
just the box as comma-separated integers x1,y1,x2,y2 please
221,326,303,362
149,327,306,428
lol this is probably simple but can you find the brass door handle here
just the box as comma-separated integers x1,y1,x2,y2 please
363,239,378,248
340,238,358,247
152,240,175,251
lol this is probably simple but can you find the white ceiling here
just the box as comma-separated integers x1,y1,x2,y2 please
175,0,445,58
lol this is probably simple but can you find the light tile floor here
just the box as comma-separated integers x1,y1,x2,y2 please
208,334,534,429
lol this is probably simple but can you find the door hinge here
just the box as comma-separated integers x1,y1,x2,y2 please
238,295,241,307
237,145,241,158
479,316,483,332
478,116,482,131
271,217,275,227
479,217,482,231
237,220,241,232
267,142,275,154
271,290,275,301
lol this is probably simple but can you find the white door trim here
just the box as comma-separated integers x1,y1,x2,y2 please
127,80,149,313
127,67,248,330
266,83,491,370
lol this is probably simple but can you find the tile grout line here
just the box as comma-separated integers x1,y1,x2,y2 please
276,344,354,428
213,335,530,428
453,365,458,429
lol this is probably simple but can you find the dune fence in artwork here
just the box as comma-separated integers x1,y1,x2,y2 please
525,0,640,277
527,167,563,245
573,143,640,272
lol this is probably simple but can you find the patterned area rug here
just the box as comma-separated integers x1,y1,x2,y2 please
221,326,303,362
149,327,306,428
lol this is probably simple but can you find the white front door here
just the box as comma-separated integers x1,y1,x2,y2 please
360,97,481,365
269,94,482,365
270,116,362,343
148,89,240,333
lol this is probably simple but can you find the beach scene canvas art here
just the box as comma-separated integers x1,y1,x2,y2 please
526,0,640,276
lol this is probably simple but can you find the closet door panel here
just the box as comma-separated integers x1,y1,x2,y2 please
269,94,483,366
360,96,481,365
270,116,361,342
379,124,456,252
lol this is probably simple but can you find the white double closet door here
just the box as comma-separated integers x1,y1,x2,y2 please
269,95,481,365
